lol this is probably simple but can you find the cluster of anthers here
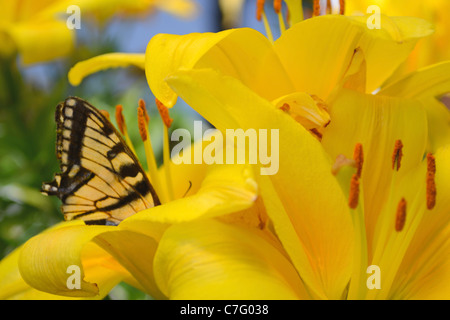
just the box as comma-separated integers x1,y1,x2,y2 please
103,98,175,205
332,139,437,298
256,0,346,42
342,140,437,232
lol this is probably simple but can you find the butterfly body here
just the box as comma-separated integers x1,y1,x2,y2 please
42,97,160,225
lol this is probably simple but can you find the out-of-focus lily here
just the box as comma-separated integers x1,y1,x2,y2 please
346,0,450,72
0,0,195,64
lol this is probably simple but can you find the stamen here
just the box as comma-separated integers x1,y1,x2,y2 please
310,128,323,140
326,0,331,14
273,0,286,33
339,0,345,15
286,7,290,25
274,92,330,134
310,94,328,111
280,103,290,112
155,98,173,128
426,153,436,210
256,0,265,21
115,104,126,135
427,153,436,174
100,110,110,121
313,0,320,16
273,0,282,13
156,98,175,201
116,104,137,155
137,107,148,142
353,143,364,178
395,198,407,232
392,139,403,171
348,174,360,209
261,12,274,42
139,99,150,124
138,102,165,203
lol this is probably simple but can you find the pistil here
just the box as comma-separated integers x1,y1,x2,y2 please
273,0,286,34
346,143,368,300
256,0,274,42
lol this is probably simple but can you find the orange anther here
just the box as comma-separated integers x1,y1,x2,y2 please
273,0,282,13
353,143,364,178
137,107,148,141
313,0,320,16
256,0,265,21
310,128,323,140
100,110,110,121
348,174,360,209
339,0,345,15
155,98,174,128
392,140,403,171
395,198,407,232
115,104,125,135
426,153,436,210
279,103,290,112
138,99,150,123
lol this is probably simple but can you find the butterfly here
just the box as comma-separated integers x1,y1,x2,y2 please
41,97,160,225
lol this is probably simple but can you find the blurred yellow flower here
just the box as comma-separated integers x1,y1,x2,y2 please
0,0,196,64
346,0,450,72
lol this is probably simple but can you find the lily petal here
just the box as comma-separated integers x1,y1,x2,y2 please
0,243,121,300
165,68,353,299
145,28,294,107
68,53,145,86
7,20,74,64
379,61,450,151
93,230,165,299
121,164,257,226
18,222,121,297
153,219,308,299
273,15,433,98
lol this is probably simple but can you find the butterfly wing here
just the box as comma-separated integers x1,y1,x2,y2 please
41,97,160,225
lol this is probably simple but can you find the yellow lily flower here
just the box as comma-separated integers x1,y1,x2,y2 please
346,0,450,71
0,111,258,299
149,67,450,300
0,0,195,64
141,8,449,299
60,3,450,299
